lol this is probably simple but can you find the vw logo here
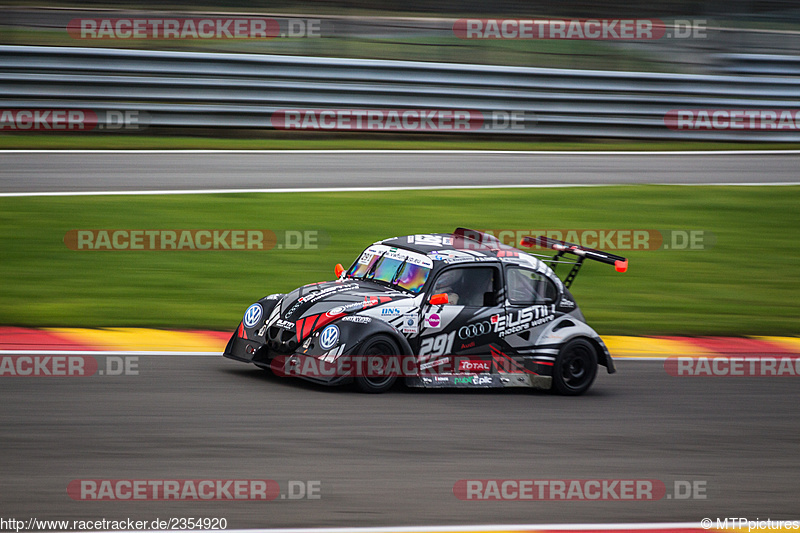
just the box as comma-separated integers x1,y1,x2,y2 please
243,303,263,328
458,321,492,339
319,325,340,350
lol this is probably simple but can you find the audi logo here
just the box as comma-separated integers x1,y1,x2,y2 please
458,321,493,339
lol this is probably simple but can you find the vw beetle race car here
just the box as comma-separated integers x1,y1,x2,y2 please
223,228,627,395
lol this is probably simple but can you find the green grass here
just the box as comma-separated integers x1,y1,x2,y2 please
3,134,800,152
1,186,798,335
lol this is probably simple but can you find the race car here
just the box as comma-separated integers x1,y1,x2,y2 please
223,228,627,395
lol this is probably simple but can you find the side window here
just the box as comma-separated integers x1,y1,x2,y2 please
506,267,558,305
431,267,498,307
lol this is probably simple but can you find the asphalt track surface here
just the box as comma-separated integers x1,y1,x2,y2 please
1,355,799,527
1,151,800,193
1,152,797,529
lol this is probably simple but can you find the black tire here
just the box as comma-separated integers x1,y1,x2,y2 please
353,334,401,394
552,338,598,396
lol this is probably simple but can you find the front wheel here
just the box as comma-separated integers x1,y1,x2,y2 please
552,339,598,396
353,334,401,393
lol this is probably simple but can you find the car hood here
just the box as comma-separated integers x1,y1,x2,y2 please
276,279,411,326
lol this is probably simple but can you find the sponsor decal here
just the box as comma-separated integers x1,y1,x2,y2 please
454,375,493,386
284,301,302,318
426,313,441,328
275,319,294,329
243,304,263,328
420,357,450,371
362,244,433,268
434,375,450,383
341,315,371,324
494,305,556,337
299,283,359,305
458,320,493,339
380,308,402,316
402,314,419,334
318,325,340,350
460,341,476,350
325,300,379,319
459,359,491,373
408,235,454,247
559,298,575,308
427,249,489,264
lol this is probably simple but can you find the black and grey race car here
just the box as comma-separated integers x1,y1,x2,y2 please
223,228,627,395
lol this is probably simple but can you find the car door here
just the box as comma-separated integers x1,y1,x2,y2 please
416,264,504,371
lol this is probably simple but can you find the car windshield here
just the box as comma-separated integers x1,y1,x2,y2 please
348,245,432,294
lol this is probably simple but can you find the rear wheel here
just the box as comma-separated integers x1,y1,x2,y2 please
353,335,401,394
552,339,598,396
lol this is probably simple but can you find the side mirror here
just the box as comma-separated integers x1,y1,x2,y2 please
334,263,345,278
429,293,449,306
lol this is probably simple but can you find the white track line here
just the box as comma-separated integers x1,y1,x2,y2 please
0,184,604,197
1,149,800,154
0,182,798,198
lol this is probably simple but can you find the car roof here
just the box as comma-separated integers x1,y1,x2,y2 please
377,231,551,273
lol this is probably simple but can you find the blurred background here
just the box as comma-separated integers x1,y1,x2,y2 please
2,0,800,144
3,1,800,72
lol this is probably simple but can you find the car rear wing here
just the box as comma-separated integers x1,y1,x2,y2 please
452,228,627,288
520,235,628,272
519,235,628,288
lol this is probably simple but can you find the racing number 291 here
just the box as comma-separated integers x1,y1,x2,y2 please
419,332,455,356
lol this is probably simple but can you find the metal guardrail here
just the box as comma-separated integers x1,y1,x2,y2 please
1,45,799,140
715,53,800,76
